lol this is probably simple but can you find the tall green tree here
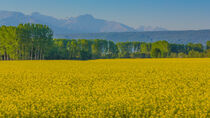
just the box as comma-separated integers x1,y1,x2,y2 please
151,41,169,58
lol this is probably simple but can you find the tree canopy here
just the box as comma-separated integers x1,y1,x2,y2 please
0,24,209,60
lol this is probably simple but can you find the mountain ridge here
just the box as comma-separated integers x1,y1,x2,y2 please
1,10,209,45
0,10,166,34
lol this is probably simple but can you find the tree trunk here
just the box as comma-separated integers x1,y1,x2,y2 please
30,46,33,60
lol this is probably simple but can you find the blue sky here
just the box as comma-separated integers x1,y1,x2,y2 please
0,0,210,30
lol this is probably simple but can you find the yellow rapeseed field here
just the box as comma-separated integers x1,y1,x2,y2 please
0,59,209,117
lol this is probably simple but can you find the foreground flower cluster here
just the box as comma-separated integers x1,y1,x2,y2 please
0,59,209,117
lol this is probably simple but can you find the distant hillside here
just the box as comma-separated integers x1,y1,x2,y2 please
136,26,167,32
1,10,209,45
55,30,210,45
0,10,166,34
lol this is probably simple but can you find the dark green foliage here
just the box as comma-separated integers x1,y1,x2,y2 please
207,41,210,50
80,49,91,60
116,42,133,58
151,48,161,58
51,39,118,60
151,41,169,58
0,24,209,60
170,44,187,54
49,40,209,59
186,43,204,53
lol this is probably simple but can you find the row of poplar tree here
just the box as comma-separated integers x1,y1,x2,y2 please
0,24,53,60
0,24,210,60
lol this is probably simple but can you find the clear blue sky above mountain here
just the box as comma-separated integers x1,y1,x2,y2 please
0,0,210,30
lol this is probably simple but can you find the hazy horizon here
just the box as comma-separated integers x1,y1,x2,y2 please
1,0,210,30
